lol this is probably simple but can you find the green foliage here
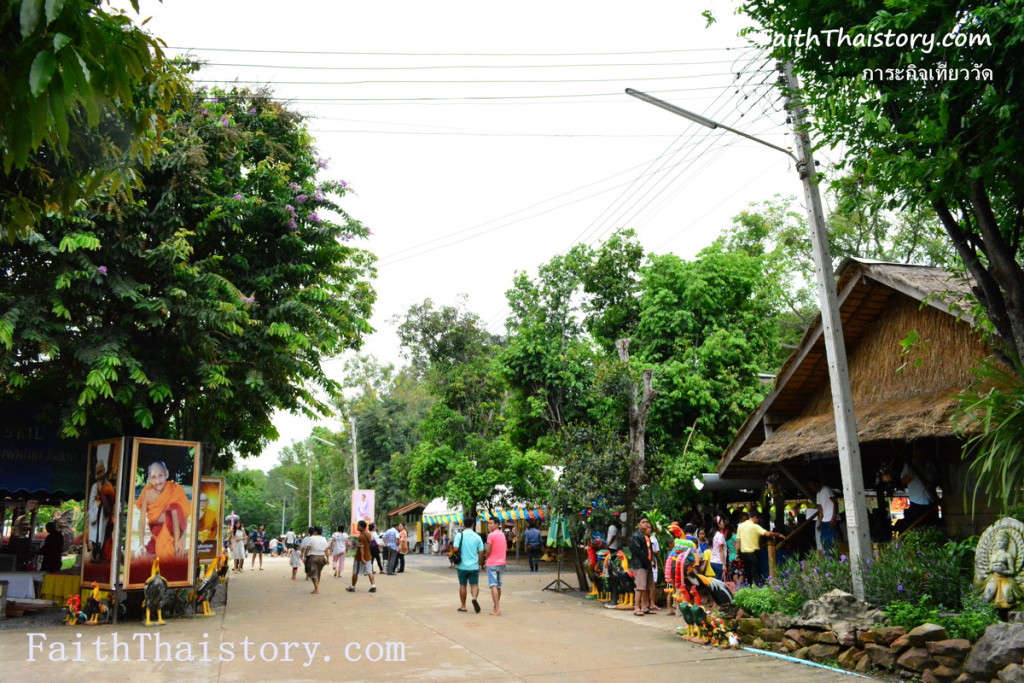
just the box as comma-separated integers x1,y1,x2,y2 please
733,587,782,616
883,595,940,631
957,357,1024,511
739,0,1024,364
940,592,1000,642
1,0,187,237
769,551,854,616
0,84,376,468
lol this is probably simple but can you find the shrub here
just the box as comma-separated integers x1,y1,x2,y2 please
939,592,1000,641
861,537,965,610
734,587,781,616
769,551,853,616
883,594,940,630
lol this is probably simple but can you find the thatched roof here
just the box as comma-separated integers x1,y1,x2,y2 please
717,259,985,473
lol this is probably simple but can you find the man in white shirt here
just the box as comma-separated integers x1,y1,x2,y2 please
810,480,839,552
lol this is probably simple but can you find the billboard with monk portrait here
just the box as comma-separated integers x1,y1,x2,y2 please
81,439,125,588
196,476,225,563
351,489,375,535
124,438,201,589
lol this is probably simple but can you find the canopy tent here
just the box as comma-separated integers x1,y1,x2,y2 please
423,505,549,526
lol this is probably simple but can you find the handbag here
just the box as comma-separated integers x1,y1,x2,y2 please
450,530,464,564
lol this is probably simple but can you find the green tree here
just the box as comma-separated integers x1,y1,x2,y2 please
738,0,1024,364
1,0,185,238
0,84,376,470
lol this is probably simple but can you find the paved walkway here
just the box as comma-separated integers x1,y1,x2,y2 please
0,553,857,681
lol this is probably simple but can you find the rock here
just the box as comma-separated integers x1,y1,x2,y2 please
807,643,841,662
736,608,747,620
837,647,861,669
814,630,839,645
965,623,1024,679
762,613,795,630
799,589,888,630
951,674,977,683
871,626,908,645
737,618,763,636
921,670,941,683
926,639,972,660
855,653,873,674
836,624,858,647
999,663,1024,683
784,628,814,647
865,643,897,670
751,637,765,650
891,633,913,654
781,637,802,653
908,623,950,647
792,646,809,660
757,628,785,642
934,655,964,668
898,646,938,672
932,665,961,680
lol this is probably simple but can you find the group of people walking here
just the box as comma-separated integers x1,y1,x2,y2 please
452,517,507,616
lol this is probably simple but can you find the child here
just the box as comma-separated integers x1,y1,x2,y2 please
289,541,302,580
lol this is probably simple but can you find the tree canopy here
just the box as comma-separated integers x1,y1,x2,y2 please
739,0,1024,363
0,84,376,469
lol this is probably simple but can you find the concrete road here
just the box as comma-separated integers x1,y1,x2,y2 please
0,553,859,681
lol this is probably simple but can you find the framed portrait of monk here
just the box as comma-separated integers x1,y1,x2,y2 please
123,438,201,589
196,476,225,563
81,439,125,588
351,489,375,535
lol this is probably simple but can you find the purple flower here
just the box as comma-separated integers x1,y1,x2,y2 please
316,157,330,170
284,204,295,213
201,109,209,115
308,212,320,223
339,180,348,187
210,97,219,103
825,572,831,578
248,108,257,114
241,295,255,304
897,585,903,591
288,219,298,231
233,194,244,201
289,182,300,191
840,555,846,563
313,190,325,202
295,194,308,204
97,265,108,275
219,116,230,127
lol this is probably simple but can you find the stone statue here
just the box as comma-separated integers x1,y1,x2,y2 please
974,517,1024,612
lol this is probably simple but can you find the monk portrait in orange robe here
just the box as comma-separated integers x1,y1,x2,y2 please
135,461,191,559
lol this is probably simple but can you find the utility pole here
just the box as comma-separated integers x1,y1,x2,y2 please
781,62,871,599
348,416,360,491
626,72,872,600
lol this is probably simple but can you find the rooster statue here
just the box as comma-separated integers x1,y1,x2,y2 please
143,556,168,626
64,594,86,625
195,552,228,616
84,581,110,624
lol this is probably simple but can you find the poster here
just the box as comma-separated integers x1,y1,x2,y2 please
124,438,201,589
81,439,124,588
351,489,375,534
196,477,225,562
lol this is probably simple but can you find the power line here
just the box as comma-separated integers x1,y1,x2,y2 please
193,60,748,72
169,46,748,57
309,129,688,138
193,72,747,86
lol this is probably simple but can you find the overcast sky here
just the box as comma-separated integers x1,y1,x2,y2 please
127,0,811,471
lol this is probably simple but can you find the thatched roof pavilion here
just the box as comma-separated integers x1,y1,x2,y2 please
716,258,996,538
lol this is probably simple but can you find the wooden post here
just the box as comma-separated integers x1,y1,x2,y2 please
767,539,777,579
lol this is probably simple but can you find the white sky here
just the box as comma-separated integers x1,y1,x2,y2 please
128,0,809,472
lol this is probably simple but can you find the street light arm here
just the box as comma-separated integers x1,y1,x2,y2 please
625,88,798,164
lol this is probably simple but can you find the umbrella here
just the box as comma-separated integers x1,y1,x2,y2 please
542,514,574,592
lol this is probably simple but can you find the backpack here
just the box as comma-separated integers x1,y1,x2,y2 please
450,530,464,564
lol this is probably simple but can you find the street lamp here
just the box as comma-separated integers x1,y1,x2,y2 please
311,433,359,491
626,78,872,600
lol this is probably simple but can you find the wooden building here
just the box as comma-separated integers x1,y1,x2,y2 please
717,259,999,539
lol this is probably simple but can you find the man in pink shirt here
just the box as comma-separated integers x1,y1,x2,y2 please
483,518,507,616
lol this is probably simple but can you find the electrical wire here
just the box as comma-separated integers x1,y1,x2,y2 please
168,46,748,57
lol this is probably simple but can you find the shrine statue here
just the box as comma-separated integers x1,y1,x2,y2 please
974,517,1024,612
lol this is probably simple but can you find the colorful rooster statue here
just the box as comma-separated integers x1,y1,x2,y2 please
84,581,110,624
585,541,602,599
143,556,168,626
612,550,635,609
194,552,228,616
64,593,86,625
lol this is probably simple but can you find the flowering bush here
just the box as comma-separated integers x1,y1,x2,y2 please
768,551,853,615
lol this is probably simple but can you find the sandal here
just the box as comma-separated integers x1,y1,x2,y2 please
633,611,645,616
457,607,467,612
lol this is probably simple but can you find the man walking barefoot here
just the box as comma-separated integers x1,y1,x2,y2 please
453,516,485,613
484,518,507,616
347,520,377,593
